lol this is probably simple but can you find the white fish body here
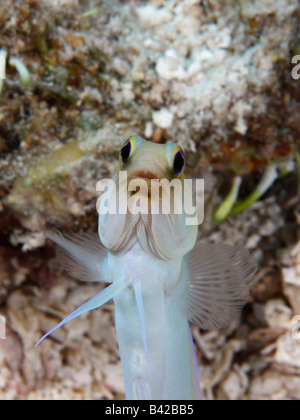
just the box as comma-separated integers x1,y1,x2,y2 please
36,136,257,400
110,242,193,399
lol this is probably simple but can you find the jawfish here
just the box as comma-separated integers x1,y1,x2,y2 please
36,136,257,400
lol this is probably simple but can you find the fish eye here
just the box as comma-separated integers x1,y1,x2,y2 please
173,149,185,176
120,138,133,165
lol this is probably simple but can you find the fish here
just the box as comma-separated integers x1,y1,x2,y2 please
35,136,257,400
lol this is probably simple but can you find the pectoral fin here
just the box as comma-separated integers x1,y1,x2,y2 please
35,277,127,347
46,231,108,283
181,243,257,330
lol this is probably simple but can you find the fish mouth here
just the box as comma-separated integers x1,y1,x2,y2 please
125,167,167,202
132,171,161,182
126,160,169,183
121,161,175,204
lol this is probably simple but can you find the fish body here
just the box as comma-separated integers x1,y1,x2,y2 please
110,242,193,399
36,136,257,400
98,136,199,399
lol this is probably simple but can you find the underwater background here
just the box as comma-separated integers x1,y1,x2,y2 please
0,0,299,400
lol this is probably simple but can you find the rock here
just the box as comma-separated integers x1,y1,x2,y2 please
222,367,249,400
240,0,298,18
152,108,174,129
275,333,300,369
156,49,186,81
136,4,172,28
103,362,125,395
264,299,293,330
250,371,285,400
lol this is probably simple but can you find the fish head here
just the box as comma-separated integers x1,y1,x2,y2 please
98,136,198,259
119,135,185,182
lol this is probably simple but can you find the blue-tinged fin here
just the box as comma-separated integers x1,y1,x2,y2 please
46,231,108,283
133,279,151,379
133,377,151,400
181,243,257,330
35,277,127,347
189,324,203,400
